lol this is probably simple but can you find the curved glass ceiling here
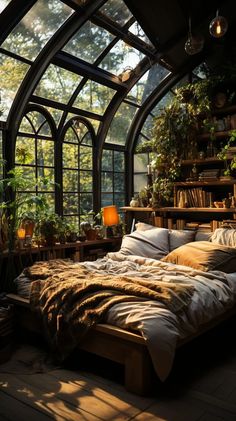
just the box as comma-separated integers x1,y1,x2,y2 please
99,0,132,26
0,0,170,153
1,0,73,61
0,0,11,14
63,21,115,64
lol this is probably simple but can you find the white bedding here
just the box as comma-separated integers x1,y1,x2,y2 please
80,252,236,381
15,251,236,382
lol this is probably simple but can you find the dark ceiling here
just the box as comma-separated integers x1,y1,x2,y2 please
124,0,236,73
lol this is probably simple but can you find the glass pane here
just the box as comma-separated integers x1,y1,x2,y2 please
114,192,125,208
99,0,132,26
114,173,124,192
151,92,174,116
73,80,115,115
102,150,112,171
16,166,36,191
63,193,79,214
15,137,35,165
40,193,55,211
25,111,52,135
114,151,124,172
80,146,92,170
101,172,113,191
80,193,93,214
37,168,54,191
43,107,63,127
63,170,78,192
63,21,114,64
64,126,78,144
63,143,78,168
38,120,51,136
81,132,92,146
34,64,82,104
80,171,92,192
72,120,91,144
134,173,146,193
0,54,30,120
19,116,34,134
1,0,72,61
105,102,137,145
128,21,154,46
127,64,170,105
64,215,79,230
101,193,113,208
134,154,148,173
37,140,54,167
66,114,100,134
99,40,144,76
135,134,150,152
0,0,11,13
141,114,154,138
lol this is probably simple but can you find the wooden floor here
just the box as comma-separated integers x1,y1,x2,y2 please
0,316,236,421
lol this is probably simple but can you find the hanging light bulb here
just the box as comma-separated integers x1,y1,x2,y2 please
209,10,228,38
185,17,204,55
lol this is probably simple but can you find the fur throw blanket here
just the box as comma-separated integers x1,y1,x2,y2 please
27,259,195,361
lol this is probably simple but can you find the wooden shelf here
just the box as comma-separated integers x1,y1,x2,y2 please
181,157,221,166
174,180,236,187
198,130,231,140
153,207,236,213
212,104,236,115
120,206,154,212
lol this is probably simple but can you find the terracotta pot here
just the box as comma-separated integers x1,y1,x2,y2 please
86,228,97,241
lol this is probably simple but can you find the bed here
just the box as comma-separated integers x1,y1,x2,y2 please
6,225,236,395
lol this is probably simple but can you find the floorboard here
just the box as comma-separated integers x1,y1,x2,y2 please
0,316,236,421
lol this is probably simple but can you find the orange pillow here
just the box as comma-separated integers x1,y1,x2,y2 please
162,241,236,273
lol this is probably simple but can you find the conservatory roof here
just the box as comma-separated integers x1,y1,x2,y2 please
0,0,236,149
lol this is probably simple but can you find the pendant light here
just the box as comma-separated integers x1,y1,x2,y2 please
209,10,228,38
185,17,204,55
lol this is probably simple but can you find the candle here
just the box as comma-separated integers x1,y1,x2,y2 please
17,228,26,240
147,164,152,175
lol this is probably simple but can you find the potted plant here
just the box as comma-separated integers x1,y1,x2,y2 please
217,130,236,179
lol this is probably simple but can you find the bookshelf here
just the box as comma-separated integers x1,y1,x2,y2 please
121,206,236,232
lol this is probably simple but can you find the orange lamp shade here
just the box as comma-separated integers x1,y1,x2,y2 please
103,205,119,226
17,228,26,240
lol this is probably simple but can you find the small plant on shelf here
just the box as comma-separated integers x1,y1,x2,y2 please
217,130,236,178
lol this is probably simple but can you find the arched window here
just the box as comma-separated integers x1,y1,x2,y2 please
62,117,94,228
15,106,56,215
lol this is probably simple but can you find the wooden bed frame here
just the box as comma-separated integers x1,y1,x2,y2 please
6,292,236,395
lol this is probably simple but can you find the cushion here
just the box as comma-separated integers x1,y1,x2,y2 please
162,241,236,273
120,227,169,259
169,230,196,251
135,222,155,231
195,231,212,242
211,228,236,247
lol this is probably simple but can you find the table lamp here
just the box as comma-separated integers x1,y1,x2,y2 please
103,205,119,238
17,227,26,249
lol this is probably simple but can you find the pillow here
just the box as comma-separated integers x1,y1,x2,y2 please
162,241,236,273
135,222,155,231
211,228,236,247
119,228,169,259
169,230,196,251
195,230,212,242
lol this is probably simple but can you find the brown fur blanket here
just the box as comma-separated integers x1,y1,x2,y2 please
27,259,195,360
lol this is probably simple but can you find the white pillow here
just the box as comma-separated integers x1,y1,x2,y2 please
211,228,236,247
135,222,155,231
120,228,169,259
169,230,196,251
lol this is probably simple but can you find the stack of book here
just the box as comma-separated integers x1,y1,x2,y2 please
198,168,220,181
177,188,212,207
